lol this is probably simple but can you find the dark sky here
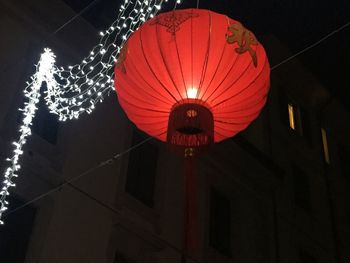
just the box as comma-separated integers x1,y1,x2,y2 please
63,0,350,110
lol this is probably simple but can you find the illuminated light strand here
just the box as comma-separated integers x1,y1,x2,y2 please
0,51,54,224
0,0,178,224
18,0,167,123
46,0,168,121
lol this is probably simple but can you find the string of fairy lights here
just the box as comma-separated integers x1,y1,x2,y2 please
0,0,182,225
47,0,169,121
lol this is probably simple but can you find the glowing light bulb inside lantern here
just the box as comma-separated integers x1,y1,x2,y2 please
187,87,198,99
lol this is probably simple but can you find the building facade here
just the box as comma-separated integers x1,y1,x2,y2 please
0,1,349,263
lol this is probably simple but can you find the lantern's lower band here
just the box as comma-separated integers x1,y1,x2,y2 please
167,101,214,148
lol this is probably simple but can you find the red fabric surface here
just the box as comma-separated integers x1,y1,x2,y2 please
115,9,270,143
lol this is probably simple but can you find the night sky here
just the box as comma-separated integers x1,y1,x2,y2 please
63,0,350,111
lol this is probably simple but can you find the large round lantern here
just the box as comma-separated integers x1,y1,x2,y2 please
114,8,270,258
115,8,270,149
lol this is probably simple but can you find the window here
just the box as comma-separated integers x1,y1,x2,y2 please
279,90,302,133
299,249,317,263
279,89,312,144
288,103,311,141
292,165,311,211
32,84,59,144
0,196,36,263
125,129,158,207
321,128,330,164
209,187,231,257
288,103,296,130
286,101,304,135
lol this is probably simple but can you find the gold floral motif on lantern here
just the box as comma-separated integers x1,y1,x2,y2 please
226,23,259,67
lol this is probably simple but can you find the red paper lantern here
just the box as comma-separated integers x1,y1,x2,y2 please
114,9,270,257
115,8,270,148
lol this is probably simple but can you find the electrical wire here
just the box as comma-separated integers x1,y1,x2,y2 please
271,21,350,70
51,0,100,36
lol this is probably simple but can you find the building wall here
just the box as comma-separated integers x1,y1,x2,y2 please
0,1,349,263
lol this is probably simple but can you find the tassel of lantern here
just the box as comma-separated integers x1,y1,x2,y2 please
182,148,199,262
